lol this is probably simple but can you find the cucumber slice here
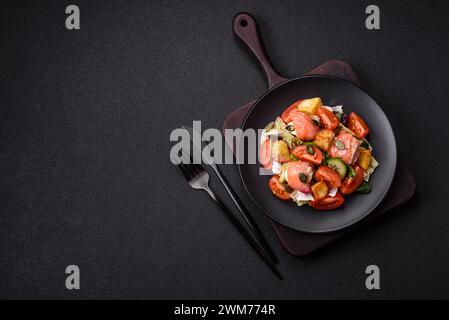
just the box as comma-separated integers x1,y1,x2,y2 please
346,166,356,178
327,158,347,179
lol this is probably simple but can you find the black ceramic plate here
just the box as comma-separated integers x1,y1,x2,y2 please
239,75,397,233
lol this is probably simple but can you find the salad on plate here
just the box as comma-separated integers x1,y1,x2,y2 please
260,97,378,211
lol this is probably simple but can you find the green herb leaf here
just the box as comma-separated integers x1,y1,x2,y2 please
357,181,371,193
323,152,330,163
335,140,345,150
346,166,356,178
312,119,321,127
294,138,303,146
360,140,370,149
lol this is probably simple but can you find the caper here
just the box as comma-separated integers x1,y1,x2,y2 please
360,140,370,149
286,124,295,131
306,144,315,155
312,119,321,127
335,140,345,150
299,172,307,183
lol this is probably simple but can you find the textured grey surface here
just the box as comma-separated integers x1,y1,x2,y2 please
0,0,448,299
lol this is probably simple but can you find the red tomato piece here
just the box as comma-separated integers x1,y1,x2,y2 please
291,145,323,166
314,166,342,188
340,165,365,195
310,191,344,210
281,99,303,123
316,107,340,130
348,112,370,139
268,175,291,200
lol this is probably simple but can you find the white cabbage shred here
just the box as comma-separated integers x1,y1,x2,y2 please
271,161,282,174
290,190,314,206
323,105,344,114
328,188,338,197
364,156,379,182
332,105,344,113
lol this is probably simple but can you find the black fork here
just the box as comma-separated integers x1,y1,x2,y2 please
177,158,283,280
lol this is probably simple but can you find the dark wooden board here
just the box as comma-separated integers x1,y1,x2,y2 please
223,60,415,256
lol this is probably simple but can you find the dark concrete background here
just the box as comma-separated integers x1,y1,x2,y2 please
1,0,448,299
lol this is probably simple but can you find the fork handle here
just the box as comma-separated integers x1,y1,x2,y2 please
202,187,283,280
212,167,279,264
203,188,218,202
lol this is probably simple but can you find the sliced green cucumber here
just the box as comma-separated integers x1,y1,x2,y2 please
327,158,347,179
346,165,356,178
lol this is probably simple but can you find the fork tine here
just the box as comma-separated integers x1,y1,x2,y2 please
185,161,199,180
178,151,194,179
181,150,202,173
185,150,205,174
186,163,196,179
178,149,206,183
193,164,204,174
178,163,192,181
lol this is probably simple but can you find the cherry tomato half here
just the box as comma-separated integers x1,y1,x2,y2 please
348,112,369,139
268,175,291,200
310,191,344,210
314,166,342,188
340,164,365,195
291,145,323,166
281,99,303,123
317,107,339,130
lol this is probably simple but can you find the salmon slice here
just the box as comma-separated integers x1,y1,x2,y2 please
290,111,320,141
329,131,361,164
286,160,314,193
